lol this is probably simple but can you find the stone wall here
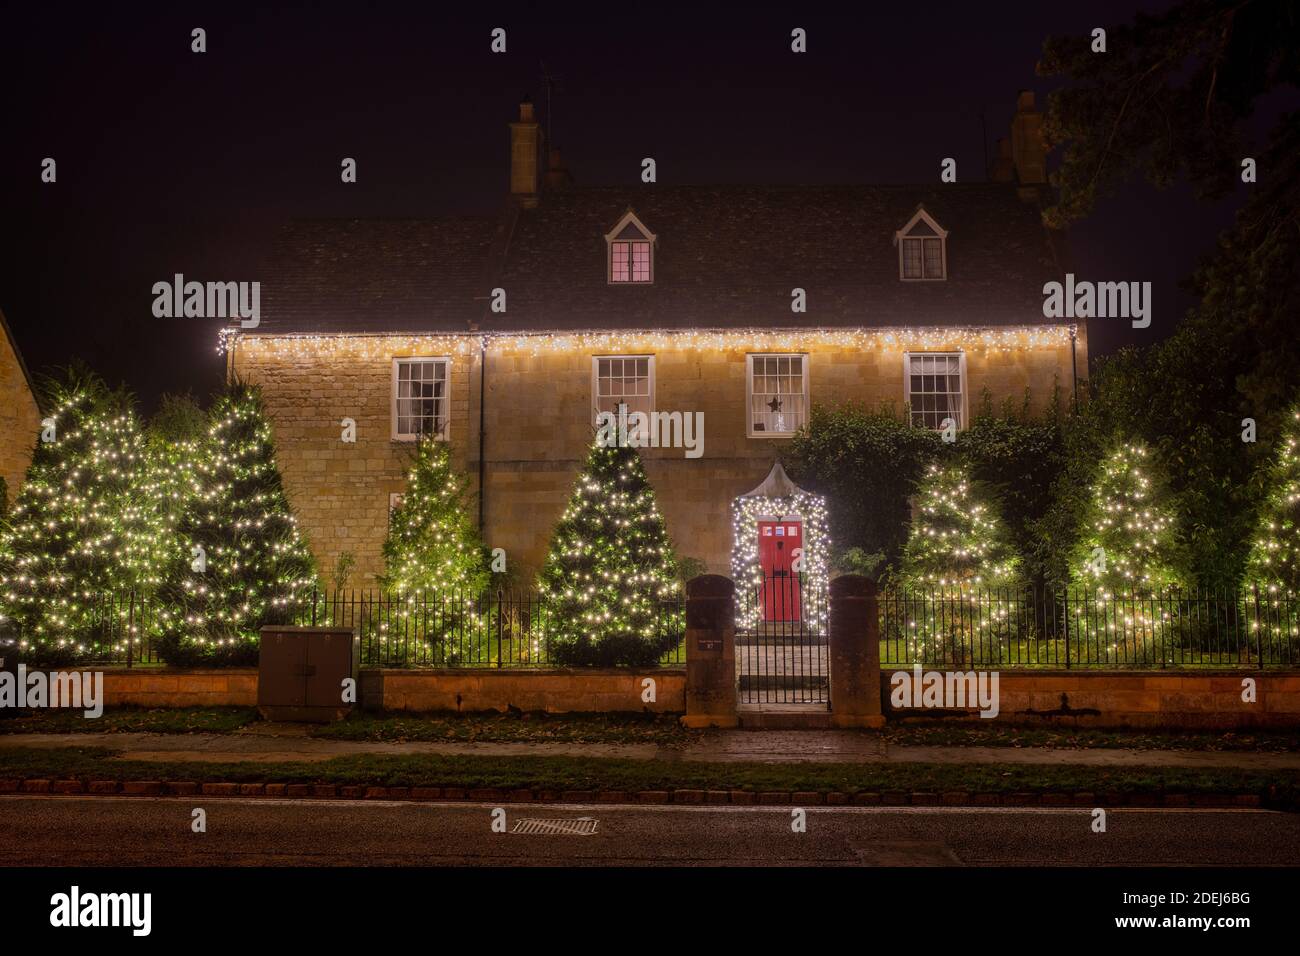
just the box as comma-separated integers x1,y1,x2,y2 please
0,318,41,499
883,670,1300,729
368,668,685,713
92,667,680,713
231,329,1085,585
76,666,1300,728
101,669,259,708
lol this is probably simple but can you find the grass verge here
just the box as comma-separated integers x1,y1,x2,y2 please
4,706,1298,753
1,746,1296,807
0,707,259,735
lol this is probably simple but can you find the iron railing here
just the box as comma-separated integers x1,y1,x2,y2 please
4,584,1299,670
879,586,1300,669
0,588,687,668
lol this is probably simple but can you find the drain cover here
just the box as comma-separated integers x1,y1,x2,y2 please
511,817,599,836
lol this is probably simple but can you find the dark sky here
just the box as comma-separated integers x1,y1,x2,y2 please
0,0,1280,412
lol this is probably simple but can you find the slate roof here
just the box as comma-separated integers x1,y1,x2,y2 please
253,183,1064,335
256,217,498,333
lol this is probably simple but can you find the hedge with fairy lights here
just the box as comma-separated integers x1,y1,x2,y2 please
156,382,316,666
378,438,490,663
896,461,1021,665
1068,441,1182,664
538,436,682,667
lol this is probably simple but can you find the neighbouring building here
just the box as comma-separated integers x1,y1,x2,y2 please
0,308,42,503
224,92,1086,587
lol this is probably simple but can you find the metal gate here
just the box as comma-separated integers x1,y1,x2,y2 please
736,572,828,705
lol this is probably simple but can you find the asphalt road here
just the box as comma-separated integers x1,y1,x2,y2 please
2,796,1299,866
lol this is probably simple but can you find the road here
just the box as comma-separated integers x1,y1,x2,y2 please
2,796,1299,866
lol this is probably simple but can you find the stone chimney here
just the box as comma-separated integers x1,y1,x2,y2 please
989,137,1015,183
509,97,541,207
544,148,573,191
1010,90,1047,199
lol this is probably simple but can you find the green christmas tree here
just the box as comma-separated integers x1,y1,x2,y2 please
1247,408,1300,594
897,461,1020,664
158,382,315,665
900,461,1020,588
538,437,682,666
1072,442,1180,594
1068,442,1180,662
378,439,489,661
382,439,489,597
0,370,158,663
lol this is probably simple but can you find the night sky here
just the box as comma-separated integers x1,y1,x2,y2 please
0,1,1278,412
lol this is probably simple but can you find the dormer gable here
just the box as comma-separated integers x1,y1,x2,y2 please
604,209,655,284
893,206,948,281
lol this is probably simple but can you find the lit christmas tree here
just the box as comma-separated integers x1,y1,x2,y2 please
157,382,315,665
378,439,489,660
900,462,1020,588
382,439,488,596
538,436,682,666
1246,409,1300,594
898,461,1020,663
1069,442,1180,662
1072,442,1179,593
0,370,157,662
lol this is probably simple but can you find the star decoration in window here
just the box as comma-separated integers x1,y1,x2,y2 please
767,397,783,414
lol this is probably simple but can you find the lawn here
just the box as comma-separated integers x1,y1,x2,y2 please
0,746,1296,807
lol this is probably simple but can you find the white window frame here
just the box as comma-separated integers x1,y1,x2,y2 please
391,356,451,442
591,355,656,427
604,210,656,285
746,353,810,439
903,351,968,431
894,207,949,281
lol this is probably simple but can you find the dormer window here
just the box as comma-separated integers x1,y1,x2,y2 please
894,207,948,281
605,210,655,284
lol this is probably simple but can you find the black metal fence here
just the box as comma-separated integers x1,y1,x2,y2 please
879,586,1300,669
307,589,685,667
0,588,686,668
6,584,1300,670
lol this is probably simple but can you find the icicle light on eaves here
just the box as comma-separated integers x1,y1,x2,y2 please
218,325,1078,361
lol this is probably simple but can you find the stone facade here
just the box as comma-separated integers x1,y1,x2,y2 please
0,313,41,502
230,327,1085,587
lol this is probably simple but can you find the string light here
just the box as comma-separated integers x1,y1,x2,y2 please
219,324,1078,360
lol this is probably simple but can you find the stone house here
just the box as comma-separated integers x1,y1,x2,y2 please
224,93,1085,588
0,308,42,505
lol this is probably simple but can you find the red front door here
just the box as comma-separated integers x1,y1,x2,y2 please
758,520,802,622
